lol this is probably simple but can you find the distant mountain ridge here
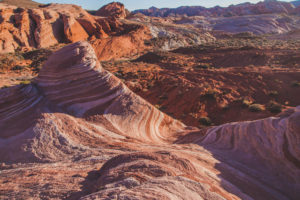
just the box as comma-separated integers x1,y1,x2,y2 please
133,1,298,17
292,0,300,6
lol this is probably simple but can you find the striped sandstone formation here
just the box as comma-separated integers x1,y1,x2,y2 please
0,42,299,199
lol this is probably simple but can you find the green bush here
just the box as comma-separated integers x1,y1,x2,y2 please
195,63,213,69
268,90,278,96
19,80,31,85
242,99,252,107
199,117,212,126
0,85,9,89
202,88,218,99
267,101,282,113
12,65,23,70
249,104,265,112
291,81,300,87
154,104,161,109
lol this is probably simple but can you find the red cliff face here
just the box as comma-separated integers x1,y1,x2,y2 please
0,4,106,52
0,3,151,60
95,2,128,19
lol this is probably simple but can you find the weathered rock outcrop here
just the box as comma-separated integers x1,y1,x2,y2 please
95,2,128,19
81,106,300,200
130,14,215,50
0,4,101,52
0,3,149,56
0,41,185,163
0,42,299,199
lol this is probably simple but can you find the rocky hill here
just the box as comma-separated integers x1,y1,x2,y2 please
0,2,214,59
0,0,41,8
95,2,129,19
133,1,300,35
0,3,107,53
134,1,297,17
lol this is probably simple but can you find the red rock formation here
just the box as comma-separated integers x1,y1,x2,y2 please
95,2,128,19
0,3,154,62
91,24,152,61
0,42,299,199
0,3,144,55
62,14,89,43
0,41,185,162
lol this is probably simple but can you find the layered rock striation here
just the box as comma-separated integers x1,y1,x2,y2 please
0,41,185,163
0,42,299,199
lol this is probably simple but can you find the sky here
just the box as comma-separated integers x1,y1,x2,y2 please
35,0,292,11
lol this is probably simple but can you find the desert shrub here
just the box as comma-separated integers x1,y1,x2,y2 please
268,90,279,96
195,63,213,69
291,81,300,87
199,117,212,126
220,104,229,110
19,80,31,85
202,88,218,99
159,94,168,100
257,75,263,80
0,85,9,89
144,40,152,46
267,101,282,113
242,98,252,107
114,72,123,78
154,104,161,109
249,104,265,112
147,83,154,89
12,65,25,71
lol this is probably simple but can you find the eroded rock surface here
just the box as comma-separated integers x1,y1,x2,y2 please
0,3,150,57
0,42,299,200
95,2,128,19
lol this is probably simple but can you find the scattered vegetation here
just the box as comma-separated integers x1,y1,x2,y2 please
268,90,279,97
154,104,161,109
291,81,300,87
0,85,9,89
199,117,212,126
159,94,168,100
249,104,265,112
267,101,282,113
19,80,31,85
202,88,218,99
242,98,253,107
195,63,213,69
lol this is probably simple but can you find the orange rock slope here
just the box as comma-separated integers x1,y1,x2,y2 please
95,2,128,19
0,3,151,60
0,42,299,199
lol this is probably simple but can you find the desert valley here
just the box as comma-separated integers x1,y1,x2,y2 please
0,0,299,199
